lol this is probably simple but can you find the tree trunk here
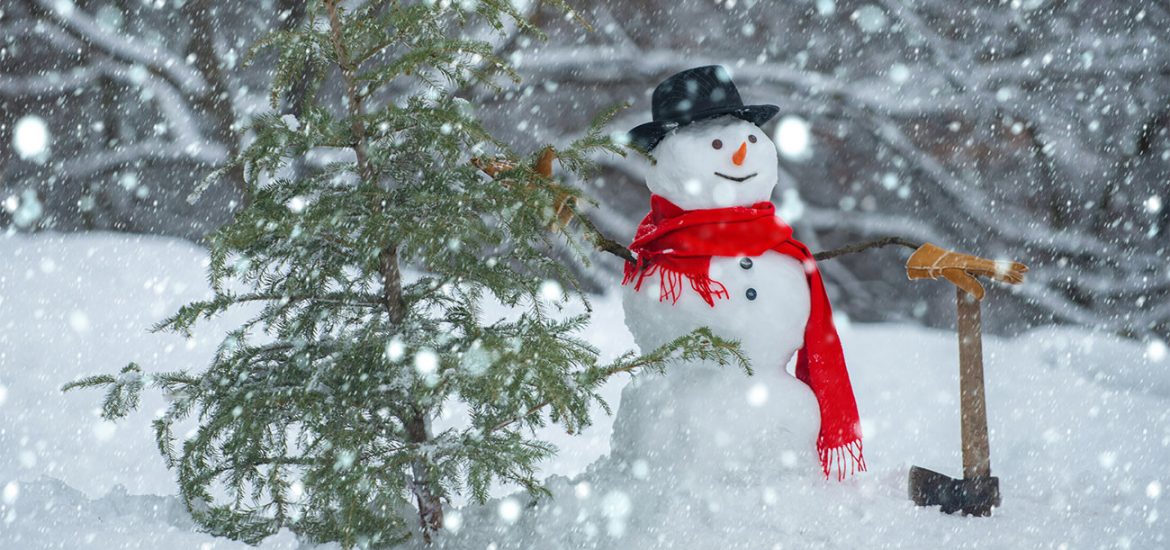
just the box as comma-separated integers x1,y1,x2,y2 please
405,410,443,543
323,1,425,539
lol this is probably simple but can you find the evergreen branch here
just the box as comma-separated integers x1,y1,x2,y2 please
356,38,500,92
199,456,315,481
555,102,629,176
483,327,746,435
226,291,383,308
61,374,117,392
62,363,145,420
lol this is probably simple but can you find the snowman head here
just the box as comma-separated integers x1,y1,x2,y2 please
645,116,779,210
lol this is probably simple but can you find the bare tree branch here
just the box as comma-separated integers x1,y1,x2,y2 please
812,236,921,261
574,209,918,266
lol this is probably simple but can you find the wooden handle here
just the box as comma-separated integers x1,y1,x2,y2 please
957,287,992,479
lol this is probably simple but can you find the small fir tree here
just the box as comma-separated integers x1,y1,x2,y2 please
65,1,744,547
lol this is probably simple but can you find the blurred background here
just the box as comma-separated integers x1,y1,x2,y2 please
1,0,1167,340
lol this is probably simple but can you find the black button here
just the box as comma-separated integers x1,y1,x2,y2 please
739,257,753,270
745,288,757,300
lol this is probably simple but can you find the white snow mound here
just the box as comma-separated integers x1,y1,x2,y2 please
0,233,1167,549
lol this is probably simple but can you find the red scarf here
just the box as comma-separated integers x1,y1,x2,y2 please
622,195,865,480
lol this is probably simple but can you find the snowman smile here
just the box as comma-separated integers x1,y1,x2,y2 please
714,172,758,182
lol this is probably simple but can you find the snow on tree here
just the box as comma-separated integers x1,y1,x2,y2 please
61,2,745,547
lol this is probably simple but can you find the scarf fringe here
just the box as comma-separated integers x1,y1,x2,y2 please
623,260,728,306
818,439,866,481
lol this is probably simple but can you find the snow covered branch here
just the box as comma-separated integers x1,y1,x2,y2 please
0,64,103,95
27,0,209,95
60,142,228,177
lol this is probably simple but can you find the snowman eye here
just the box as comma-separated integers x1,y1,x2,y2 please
748,134,758,143
712,139,723,150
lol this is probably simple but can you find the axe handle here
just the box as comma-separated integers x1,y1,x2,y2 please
957,288,992,479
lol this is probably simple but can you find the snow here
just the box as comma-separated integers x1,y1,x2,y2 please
0,233,300,549
1,232,1168,548
498,498,522,524
12,115,51,161
607,344,823,477
888,63,911,84
386,337,407,361
286,195,308,213
851,5,889,34
1145,195,1163,215
415,349,440,383
2,478,301,549
281,113,301,132
439,323,1170,549
1148,340,1168,363
8,189,45,229
540,279,564,301
774,115,812,161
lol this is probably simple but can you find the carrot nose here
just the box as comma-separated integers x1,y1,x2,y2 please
732,141,748,166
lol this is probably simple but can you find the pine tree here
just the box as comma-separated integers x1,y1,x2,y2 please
64,1,744,547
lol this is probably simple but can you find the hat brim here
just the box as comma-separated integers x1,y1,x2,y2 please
628,104,780,153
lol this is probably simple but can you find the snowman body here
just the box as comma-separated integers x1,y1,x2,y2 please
623,253,811,368
614,116,823,478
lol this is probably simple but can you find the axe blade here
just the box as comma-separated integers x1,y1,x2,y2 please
909,465,1001,517
909,466,962,513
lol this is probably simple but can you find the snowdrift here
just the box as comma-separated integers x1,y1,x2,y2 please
1,233,1166,549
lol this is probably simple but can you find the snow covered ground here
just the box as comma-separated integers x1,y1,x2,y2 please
1,233,1167,549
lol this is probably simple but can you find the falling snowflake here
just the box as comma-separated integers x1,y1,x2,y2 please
774,116,811,161
13,115,50,161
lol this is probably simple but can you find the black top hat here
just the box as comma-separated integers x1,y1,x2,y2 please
628,65,779,152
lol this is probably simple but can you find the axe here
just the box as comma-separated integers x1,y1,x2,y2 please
903,244,1028,517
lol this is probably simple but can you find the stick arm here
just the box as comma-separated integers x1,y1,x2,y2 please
472,149,929,267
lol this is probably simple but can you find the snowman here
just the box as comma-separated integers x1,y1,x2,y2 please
613,66,865,481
